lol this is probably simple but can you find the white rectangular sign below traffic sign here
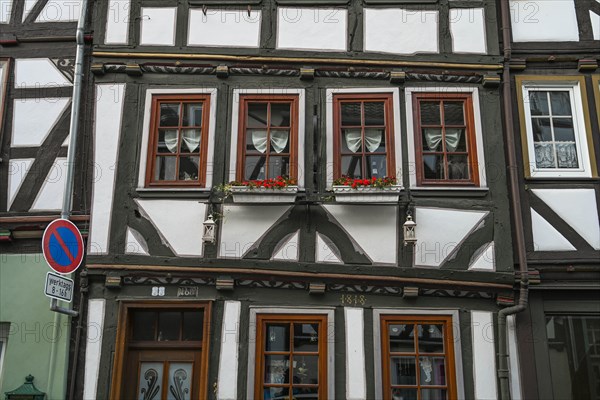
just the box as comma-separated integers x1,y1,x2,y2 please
44,272,74,303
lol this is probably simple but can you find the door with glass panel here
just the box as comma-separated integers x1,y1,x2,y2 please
381,315,457,400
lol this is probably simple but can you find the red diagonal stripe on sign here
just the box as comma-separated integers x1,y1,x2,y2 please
52,231,75,264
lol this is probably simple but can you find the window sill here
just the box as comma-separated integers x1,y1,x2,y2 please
136,187,212,199
332,185,402,203
229,186,299,203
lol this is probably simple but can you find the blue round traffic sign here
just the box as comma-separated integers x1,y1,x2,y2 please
42,219,84,274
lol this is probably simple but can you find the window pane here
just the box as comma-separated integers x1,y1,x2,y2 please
182,310,204,341
390,356,417,385
534,143,556,168
138,362,164,400
158,129,178,153
182,103,203,126
365,128,386,152
181,129,201,153
246,129,268,154
392,388,417,400
531,118,552,142
245,156,266,180
158,312,181,341
267,156,290,179
550,91,572,116
418,324,444,353
553,118,575,142
443,102,464,125
420,101,441,125
342,129,362,153
341,155,363,178
448,155,469,180
247,103,268,128
155,156,177,181
266,324,290,352
419,356,446,386
270,130,290,153
445,128,466,152
265,355,290,384
167,362,193,400
178,156,199,181
529,92,549,116
341,103,361,126
270,103,291,127
132,311,156,341
160,103,180,126
366,154,387,178
421,388,448,400
364,102,385,126
293,355,319,385
556,143,579,169
294,323,319,352
423,154,445,180
389,324,415,353
423,128,443,151
264,387,288,399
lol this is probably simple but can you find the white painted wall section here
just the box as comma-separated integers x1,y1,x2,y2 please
591,11,600,40
125,227,149,255
532,189,600,250
323,205,397,264
140,7,177,46
6,159,34,210
530,208,576,251
219,205,291,258
217,301,241,400
35,0,82,22
508,316,523,400
345,308,367,400
135,200,206,257
364,8,438,55
277,7,347,51
316,233,342,264
105,0,131,45
510,0,579,42
415,207,488,267
31,157,68,211
88,83,126,254
272,230,299,261
188,9,261,48
471,311,498,400
11,97,70,147
0,0,12,23
82,299,105,400
22,0,37,21
468,242,495,271
450,8,487,54
15,58,72,88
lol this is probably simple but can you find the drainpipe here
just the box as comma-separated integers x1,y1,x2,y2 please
497,1,530,399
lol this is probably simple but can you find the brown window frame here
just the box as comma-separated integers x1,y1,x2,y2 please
236,94,299,182
413,93,480,187
333,93,396,180
145,94,211,188
110,302,212,400
381,315,458,400
254,314,328,400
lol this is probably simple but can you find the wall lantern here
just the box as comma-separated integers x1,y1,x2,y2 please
202,214,216,244
403,212,417,246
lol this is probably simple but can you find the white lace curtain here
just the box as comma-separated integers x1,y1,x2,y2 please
343,129,382,153
162,130,200,153
250,130,289,153
423,128,463,152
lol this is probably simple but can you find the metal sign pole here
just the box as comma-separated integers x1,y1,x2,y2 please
50,298,79,317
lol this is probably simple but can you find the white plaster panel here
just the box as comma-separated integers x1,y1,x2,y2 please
23,0,37,21
140,7,177,46
217,301,241,400
188,9,261,48
471,311,498,400
322,205,397,264
88,84,126,255
272,230,299,261
11,97,70,147
532,189,600,250
7,158,34,209
468,242,495,271
36,0,82,22
83,299,105,400
219,205,291,258
364,8,438,55
415,207,488,267
591,11,600,40
277,7,347,51
316,233,342,264
31,157,68,211
0,0,13,23
15,58,72,88
105,0,130,45
125,227,149,255
345,307,367,400
510,0,579,42
135,200,206,257
508,316,523,400
530,208,576,251
450,8,487,54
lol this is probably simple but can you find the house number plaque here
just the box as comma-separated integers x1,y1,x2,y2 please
177,286,199,297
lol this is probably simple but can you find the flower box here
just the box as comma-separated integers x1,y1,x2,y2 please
332,185,402,203
229,186,298,203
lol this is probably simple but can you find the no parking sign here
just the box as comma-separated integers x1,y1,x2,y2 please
42,219,84,275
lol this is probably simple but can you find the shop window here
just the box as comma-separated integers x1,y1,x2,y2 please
254,314,327,399
333,93,395,180
381,315,457,400
110,303,211,400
